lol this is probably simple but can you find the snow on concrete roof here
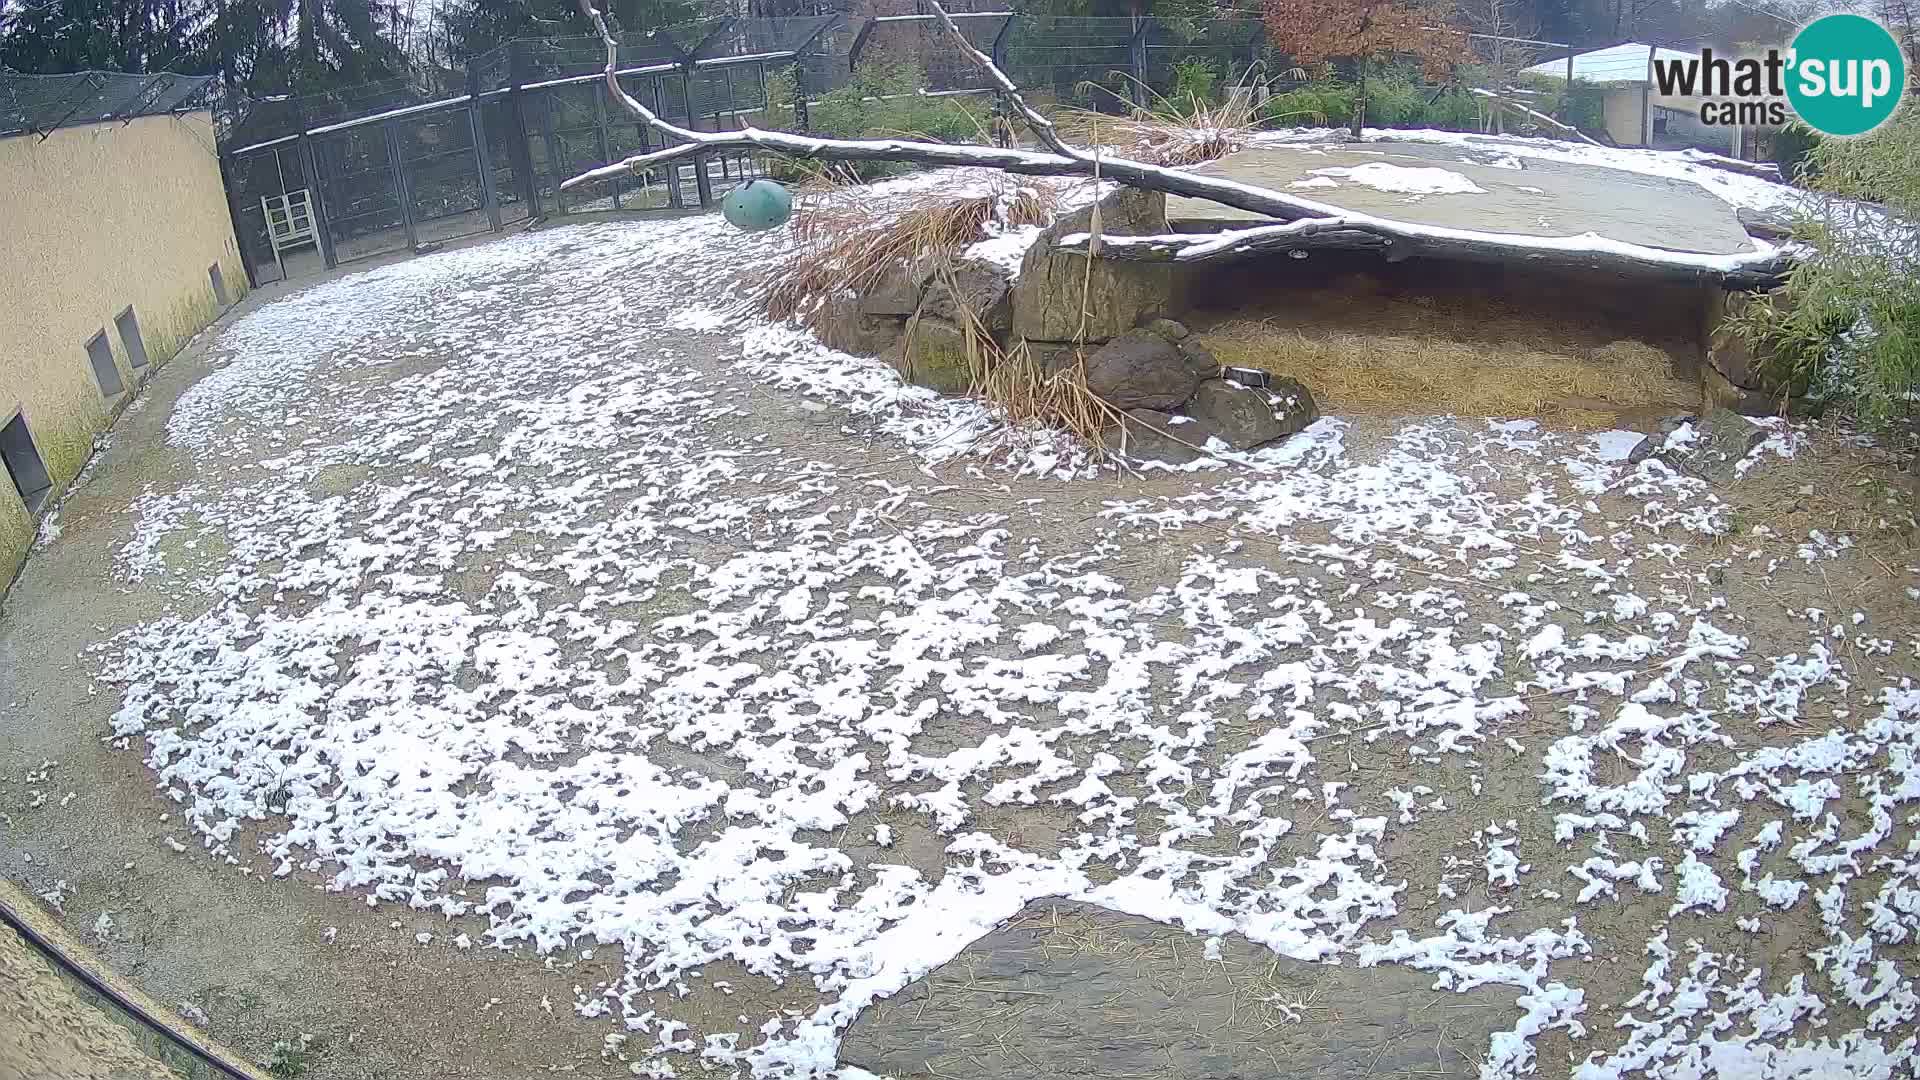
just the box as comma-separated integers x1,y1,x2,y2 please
1524,43,1697,85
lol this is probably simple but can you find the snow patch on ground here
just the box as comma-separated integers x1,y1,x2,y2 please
80,201,1920,1080
1306,161,1490,196
963,224,1043,278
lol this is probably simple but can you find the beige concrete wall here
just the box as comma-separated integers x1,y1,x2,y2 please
1602,87,1648,146
0,110,244,593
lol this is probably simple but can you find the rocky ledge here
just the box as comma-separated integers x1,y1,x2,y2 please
804,188,1320,463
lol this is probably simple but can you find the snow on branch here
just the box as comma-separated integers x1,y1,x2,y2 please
564,0,1794,289
1056,216,1793,288
563,0,1371,226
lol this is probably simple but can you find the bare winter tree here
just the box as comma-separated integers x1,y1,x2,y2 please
563,0,1791,286
1455,0,1540,134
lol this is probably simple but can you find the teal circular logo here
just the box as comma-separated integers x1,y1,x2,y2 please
1786,14,1906,136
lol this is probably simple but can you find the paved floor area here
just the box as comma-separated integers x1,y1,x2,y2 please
1,200,1916,1080
1166,141,1759,254
1,921,179,1080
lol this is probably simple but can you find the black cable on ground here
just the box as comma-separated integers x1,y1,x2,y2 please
0,880,272,1080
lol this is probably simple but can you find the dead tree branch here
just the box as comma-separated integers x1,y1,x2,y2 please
566,0,1793,289
1467,88,1601,146
1056,218,1795,289
922,3,1083,161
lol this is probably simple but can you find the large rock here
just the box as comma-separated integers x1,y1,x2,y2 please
1644,407,1768,484
898,315,975,395
1022,340,1090,376
838,900,1517,1080
859,271,924,317
1626,413,1698,463
1188,376,1317,449
1108,408,1216,465
1699,288,1837,417
920,257,1013,335
1082,330,1216,411
809,293,906,357
1012,189,1175,342
1701,361,1778,417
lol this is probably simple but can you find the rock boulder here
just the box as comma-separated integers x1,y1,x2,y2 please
1635,408,1768,483
898,315,975,395
1108,408,1216,465
1188,376,1317,449
1012,189,1174,343
920,257,1013,335
838,900,1517,1080
1083,329,1217,411
810,293,906,357
859,272,925,317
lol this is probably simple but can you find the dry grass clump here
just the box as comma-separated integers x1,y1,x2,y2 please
1205,318,1696,427
1055,108,1252,168
932,264,1121,454
761,177,1059,321
1053,69,1274,168
1055,100,1258,168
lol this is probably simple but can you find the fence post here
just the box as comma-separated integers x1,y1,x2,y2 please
299,132,338,270
541,89,568,215
990,14,1014,71
684,71,714,207
506,42,541,216
383,121,420,249
1561,52,1574,122
592,86,618,209
1130,17,1151,108
660,77,683,209
217,151,262,290
468,68,503,231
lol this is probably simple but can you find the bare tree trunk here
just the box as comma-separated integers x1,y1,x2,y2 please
1351,58,1366,138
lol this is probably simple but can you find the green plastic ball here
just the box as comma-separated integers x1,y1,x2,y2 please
721,179,793,232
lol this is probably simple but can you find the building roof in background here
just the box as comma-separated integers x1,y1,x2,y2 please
1524,43,1696,85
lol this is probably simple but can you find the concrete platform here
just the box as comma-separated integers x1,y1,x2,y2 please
1167,141,1756,256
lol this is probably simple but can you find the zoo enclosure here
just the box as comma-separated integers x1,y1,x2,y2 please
1,70,217,139
216,12,1571,287
220,16,845,284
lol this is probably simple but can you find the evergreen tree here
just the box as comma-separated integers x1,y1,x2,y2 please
0,0,208,73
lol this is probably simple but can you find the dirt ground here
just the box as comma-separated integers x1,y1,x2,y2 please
0,920,179,1080
2,218,1917,1080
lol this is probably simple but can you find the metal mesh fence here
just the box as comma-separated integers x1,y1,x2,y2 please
1,70,216,139
222,76,436,151
1144,18,1267,90
212,14,1573,287
1003,16,1140,107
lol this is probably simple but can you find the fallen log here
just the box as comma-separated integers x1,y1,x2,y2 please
1056,218,1796,290
1675,149,1784,182
1467,88,1602,147
566,0,1798,291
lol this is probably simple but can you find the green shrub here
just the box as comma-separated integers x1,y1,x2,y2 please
1170,57,1220,111
801,58,986,179
1506,73,1605,135
1735,110,1920,426
1260,79,1354,127
1255,73,1482,132
1563,84,1607,135
1771,122,1822,183
762,65,799,130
